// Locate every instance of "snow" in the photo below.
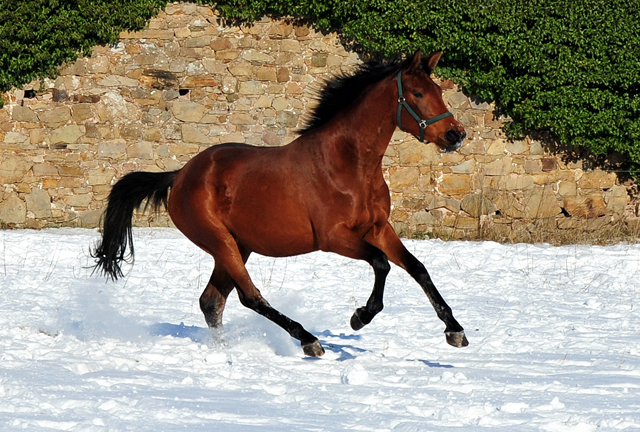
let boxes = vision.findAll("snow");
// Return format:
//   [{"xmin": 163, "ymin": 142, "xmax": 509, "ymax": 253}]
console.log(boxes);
[{"xmin": 1, "ymin": 228, "xmax": 639, "ymax": 431}]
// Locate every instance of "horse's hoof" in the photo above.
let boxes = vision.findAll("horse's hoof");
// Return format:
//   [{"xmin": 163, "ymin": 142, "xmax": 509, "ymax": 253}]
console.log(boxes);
[
  {"xmin": 350, "ymin": 311, "xmax": 365, "ymax": 331},
  {"xmin": 445, "ymin": 331, "xmax": 469, "ymax": 347},
  {"xmin": 208, "ymin": 327, "xmax": 228, "ymax": 347},
  {"xmin": 302, "ymin": 340, "xmax": 325, "ymax": 357}
]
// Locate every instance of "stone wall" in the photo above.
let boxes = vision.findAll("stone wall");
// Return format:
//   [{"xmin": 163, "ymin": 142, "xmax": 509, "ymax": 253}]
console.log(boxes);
[{"xmin": 0, "ymin": 2, "xmax": 637, "ymax": 242}]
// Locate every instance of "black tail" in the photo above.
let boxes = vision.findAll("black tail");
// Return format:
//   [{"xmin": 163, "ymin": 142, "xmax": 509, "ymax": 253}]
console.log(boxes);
[{"xmin": 92, "ymin": 171, "xmax": 177, "ymax": 280}]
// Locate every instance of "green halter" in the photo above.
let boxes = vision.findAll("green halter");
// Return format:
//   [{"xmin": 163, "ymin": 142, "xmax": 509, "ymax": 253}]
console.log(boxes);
[{"xmin": 396, "ymin": 70, "xmax": 453, "ymax": 143}]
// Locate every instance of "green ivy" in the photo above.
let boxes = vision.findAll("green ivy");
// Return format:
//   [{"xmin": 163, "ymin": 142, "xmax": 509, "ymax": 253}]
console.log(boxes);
[
  {"xmin": 2, "ymin": 0, "xmax": 639, "ymax": 171},
  {"xmin": 215, "ymin": 0, "xmax": 640, "ymax": 170},
  {"xmin": 0, "ymin": 0, "xmax": 170, "ymax": 103}
]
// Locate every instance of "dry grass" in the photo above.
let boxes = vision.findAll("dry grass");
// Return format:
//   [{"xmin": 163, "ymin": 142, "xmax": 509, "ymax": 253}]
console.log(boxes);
[{"xmin": 405, "ymin": 215, "xmax": 640, "ymax": 246}]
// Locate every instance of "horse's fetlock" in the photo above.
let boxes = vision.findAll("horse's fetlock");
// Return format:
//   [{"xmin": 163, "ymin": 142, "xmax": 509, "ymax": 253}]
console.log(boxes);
[{"xmin": 373, "ymin": 302, "xmax": 384, "ymax": 314}]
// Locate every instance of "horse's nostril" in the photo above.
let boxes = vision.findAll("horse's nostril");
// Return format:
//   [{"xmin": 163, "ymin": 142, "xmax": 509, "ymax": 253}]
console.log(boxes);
[{"xmin": 445, "ymin": 129, "xmax": 463, "ymax": 143}]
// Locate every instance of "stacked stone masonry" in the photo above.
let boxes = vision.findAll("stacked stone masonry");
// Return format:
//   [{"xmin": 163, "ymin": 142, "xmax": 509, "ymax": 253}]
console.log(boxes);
[{"xmin": 0, "ymin": 3, "xmax": 637, "ymax": 241}]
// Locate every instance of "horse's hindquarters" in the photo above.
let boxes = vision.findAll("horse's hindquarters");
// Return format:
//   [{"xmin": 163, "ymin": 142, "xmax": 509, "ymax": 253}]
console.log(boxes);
[{"xmin": 168, "ymin": 143, "xmax": 318, "ymax": 258}]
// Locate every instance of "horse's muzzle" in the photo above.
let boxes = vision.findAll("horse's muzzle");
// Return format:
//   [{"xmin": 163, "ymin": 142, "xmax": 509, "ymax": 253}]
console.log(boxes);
[{"xmin": 442, "ymin": 129, "xmax": 466, "ymax": 153}]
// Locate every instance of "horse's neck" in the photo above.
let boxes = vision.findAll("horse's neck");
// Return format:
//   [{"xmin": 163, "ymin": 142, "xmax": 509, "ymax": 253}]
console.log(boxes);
[{"xmin": 328, "ymin": 78, "xmax": 398, "ymax": 163}]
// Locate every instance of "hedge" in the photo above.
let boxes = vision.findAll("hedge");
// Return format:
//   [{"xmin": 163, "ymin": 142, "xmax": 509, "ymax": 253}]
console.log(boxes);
[
  {"xmin": 0, "ymin": 0, "xmax": 167, "ymax": 101},
  {"xmin": 2, "ymin": 0, "xmax": 639, "ymax": 171}
]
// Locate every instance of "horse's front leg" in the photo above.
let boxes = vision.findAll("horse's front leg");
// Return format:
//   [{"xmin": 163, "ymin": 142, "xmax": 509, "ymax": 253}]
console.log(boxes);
[
  {"xmin": 366, "ymin": 223, "xmax": 468, "ymax": 348},
  {"xmin": 323, "ymin": 226, "xmax": 391, "ymax": 330},
  {"xmin": 349, "ymin": 251, "xmax": 390, "ymax": 331}
]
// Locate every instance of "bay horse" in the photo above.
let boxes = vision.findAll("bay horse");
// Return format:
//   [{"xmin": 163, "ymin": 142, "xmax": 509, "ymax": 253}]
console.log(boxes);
[{"xmin": 93, "ymin": 51, "xmax": 468, "ymax": 357}]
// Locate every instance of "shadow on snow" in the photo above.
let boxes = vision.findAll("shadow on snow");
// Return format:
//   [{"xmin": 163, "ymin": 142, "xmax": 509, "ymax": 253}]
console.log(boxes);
[{"xmin": 148, "ymin": 322, "xmax": 212, "ymax": 344}]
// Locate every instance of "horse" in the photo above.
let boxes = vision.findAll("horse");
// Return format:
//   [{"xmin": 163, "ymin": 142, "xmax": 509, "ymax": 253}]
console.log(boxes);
[{"xmin": 92, "ymin": 51, "xmax": 468, "ymax": 357}]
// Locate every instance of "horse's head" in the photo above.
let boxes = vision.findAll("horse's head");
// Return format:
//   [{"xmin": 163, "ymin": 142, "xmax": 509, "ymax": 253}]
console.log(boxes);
[{"xmin": 397, "ymin": 51, "xmax": 466, "ymax": 153}]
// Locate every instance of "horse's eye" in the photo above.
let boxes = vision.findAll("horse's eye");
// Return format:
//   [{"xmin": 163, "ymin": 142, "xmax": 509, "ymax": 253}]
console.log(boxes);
[{"xmin": 412, "ymin": 91, "xmax": 423, "ymax": 98}]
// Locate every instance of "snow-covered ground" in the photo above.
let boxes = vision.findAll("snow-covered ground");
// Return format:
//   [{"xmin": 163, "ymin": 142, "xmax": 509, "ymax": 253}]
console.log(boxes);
[{"xmin": 1, "ymin": 228, "xmax": 639, "ymax": 431}]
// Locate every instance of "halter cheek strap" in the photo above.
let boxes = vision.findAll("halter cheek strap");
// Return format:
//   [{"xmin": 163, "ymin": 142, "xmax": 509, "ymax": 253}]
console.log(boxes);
[{"xmin": 396, "ymin": 70, "xmax": 453, "ymax": 143}]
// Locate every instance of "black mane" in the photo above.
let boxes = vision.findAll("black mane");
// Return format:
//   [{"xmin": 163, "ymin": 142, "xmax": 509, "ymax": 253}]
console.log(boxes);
[{"xmin": 299, "ymin": 56, "xmax": 416, "ymax": 134}]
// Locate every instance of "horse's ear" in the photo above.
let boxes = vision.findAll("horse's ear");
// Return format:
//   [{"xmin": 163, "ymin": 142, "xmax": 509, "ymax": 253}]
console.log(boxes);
[
  {"xmin": 406, "ymin": 51, "xmax": 422, "ymax": 74},
  {"xmin": 423, "ymin": 51, "xmax": 443, "ymax": 74}
]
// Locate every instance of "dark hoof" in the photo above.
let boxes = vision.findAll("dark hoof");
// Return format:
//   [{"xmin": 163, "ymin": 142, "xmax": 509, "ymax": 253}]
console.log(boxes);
[
  {"xmin": 302, "ymin": 340, "xmax": 325, "ymax": 357},
  {"xmin": 350, "ymin": 311, "xmax": 366, "ymax": 331},
  {"xmin": 445, "ymin": 331, "xmax": 469, "ymax": 347}
]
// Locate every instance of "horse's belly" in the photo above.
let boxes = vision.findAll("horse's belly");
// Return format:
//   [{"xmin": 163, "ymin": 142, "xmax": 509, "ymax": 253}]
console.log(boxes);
[
  {"xmin": 230, "ymin": 211, "xmax": 317, "ymax": 257},
  {"xmin": 225, "ymin": 190, "xmax": 317, "ymax": 257}
]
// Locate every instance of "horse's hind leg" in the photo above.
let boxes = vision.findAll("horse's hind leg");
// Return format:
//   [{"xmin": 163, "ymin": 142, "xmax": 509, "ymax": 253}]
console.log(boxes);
[
  {"xmin": 200, "ymin": 246, "xmax": 251, "ymax": 329},
  {"xmin": 234, "ymin": 285, "xmax": 325, "ymax": 357},
  {"xmin": 200, "ymin": 268, "xmax": 234, "ymax": 330},
  {"xmin": 198, "ymin": 232, "xmax": 324, "ymax": 356}
]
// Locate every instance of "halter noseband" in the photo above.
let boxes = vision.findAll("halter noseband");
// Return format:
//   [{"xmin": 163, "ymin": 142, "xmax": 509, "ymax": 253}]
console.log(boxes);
[{"xmin": 396, "ymin": 70, "xmax": 453, "ymax": 143}]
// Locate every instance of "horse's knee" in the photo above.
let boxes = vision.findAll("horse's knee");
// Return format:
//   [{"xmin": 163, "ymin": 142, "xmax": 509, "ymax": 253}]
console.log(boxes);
[
  {"xmin": 371, "ymin": 254, "xmax": 391, "ymax": 277},
  {"xmin": 372, "ymin": 253, "xmax": 391, "ymax": 275},
  {"xmin": 409, "ymin": 260, "xmax": 432, "ymax": 285}
]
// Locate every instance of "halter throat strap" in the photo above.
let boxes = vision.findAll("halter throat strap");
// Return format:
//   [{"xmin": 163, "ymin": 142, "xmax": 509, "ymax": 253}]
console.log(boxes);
[{"xmin": 396, "ymin": 70, "xmax": 453, "ymax": 143}]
